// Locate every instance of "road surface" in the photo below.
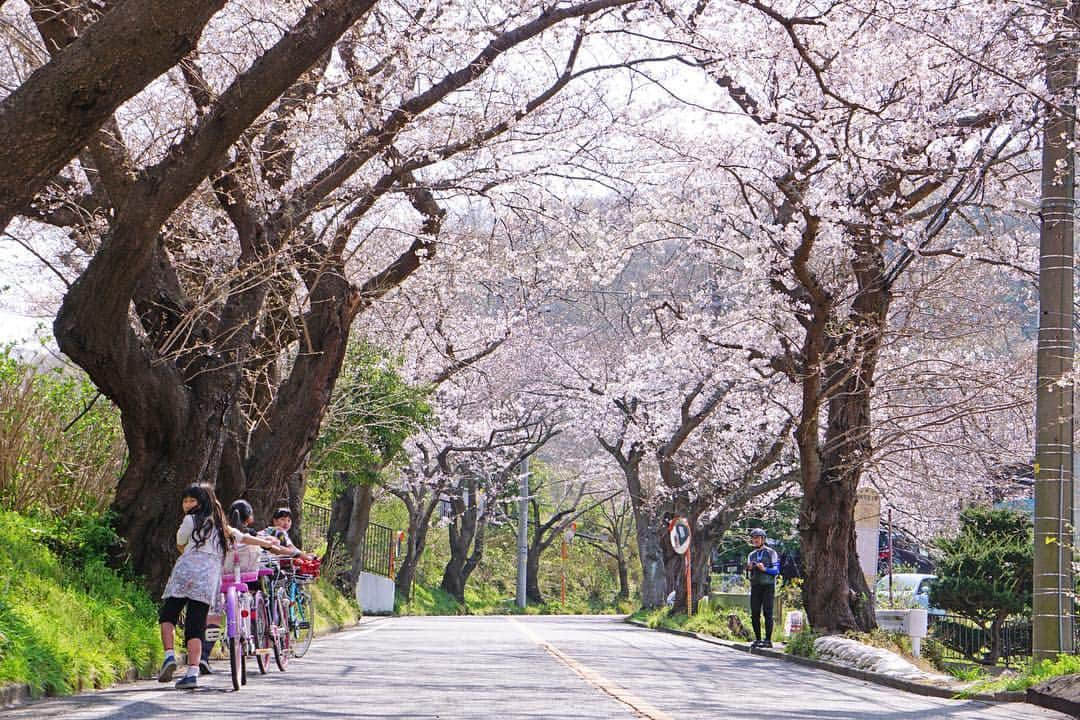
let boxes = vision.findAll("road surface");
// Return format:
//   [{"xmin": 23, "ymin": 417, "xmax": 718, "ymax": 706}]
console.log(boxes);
[{"xmin": 1, "ymin": 615, "xmax": 1068, "ymax": 719}]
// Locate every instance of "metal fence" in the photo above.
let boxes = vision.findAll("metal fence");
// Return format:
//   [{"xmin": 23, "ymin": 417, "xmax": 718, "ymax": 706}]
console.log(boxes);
[
  {"xmin": 359, "ymin": 521, "xmax": 396, "ymax": 578},
  {"xmin": 301, "ymin": 500, "xmax": 331, "ymax": 549},
  {"xmin": 927, "ymin": 615, "xmax": 1033, "ymax": 667}
]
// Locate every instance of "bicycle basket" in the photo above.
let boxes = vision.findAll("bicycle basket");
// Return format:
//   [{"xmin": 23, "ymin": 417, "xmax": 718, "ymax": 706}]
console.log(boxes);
[{"xmin": 295, "ymin": 556, "xmax": 321, "ymax": 577}]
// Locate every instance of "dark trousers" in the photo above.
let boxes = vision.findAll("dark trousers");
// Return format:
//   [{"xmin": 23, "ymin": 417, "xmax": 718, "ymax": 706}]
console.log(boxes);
[
  {"xmin": 159, "ymin": 597, "xmax": 210, "ymax": 644},
  {"xmin": 750, "ymin": 583, "xmax": 775, "ymax": 641}
]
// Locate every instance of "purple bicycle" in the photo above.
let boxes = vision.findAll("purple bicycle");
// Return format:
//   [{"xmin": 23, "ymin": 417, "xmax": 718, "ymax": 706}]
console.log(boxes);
[{"xmin": 220, "ymin": 547, "xmax": 274, "ymax": 690}]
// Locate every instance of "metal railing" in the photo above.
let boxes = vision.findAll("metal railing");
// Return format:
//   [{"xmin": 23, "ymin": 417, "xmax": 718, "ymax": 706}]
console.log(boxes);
[
  {"xmin": 300, "ymin": 499, "xmax": 396, "ymax": 578},
  {"xmin": 301, "ymin": 499, "xmax": 331, "ymax": 549},
  {"xmin": 359, "ymin": 521, "xmax": 395, "ymax": 578},
  {"xmin": 928, "ymin": 614, "xmax": 1035, "ymax": 667}
]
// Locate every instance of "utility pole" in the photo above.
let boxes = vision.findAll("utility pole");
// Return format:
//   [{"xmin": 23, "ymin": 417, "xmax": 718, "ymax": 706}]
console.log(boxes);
[
  {"xmin": 1034, "ymin": 0, "xmax": 1078, "ymax": 661},
  {"xmin": 516, "ymin": 456, "xmax": 529, "ymax": 609}
]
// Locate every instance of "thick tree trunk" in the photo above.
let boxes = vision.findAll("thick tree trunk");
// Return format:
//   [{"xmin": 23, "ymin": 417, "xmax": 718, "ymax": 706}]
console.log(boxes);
[
  {"xmin": 440, "ymin": 494, "xmax": 485, "ymax": 604},
  {"xmin": 669, "ymin": 532, "xmax": 713, "ymax": 614},
  {"xmin": 799, "ymin": 479, "xmax": 864, "ymax": 633},
  {"xmin": 0, "ymin": 0, "xmax": 228, "ymax": 233},
  {"xmin": 394, "ymin": 494, "xmax": 438, "ymax": 600},
  {"xmin": 325, "ymin": 482, "xmax": 373, "ymax": 591},
  {"xmin": 441, "ymin": 553, "xmax": 468, "ymax": 603},
  {"xmin": 636, "ymin": 518, "xmax": 669, "ymax": 608},
  {"xmin": 345, "ymin": 485, "xmax": 374, "ymax": 581}
]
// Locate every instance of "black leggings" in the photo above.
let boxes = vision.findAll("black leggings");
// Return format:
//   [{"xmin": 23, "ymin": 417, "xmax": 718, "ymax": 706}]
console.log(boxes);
[
  {"xmin": 750, "ymin": 583, "xmax": 775, "ymax": 641},
  {"xmin": 158, "ymin": 597, "xmax": 210, "ymax": 644}
]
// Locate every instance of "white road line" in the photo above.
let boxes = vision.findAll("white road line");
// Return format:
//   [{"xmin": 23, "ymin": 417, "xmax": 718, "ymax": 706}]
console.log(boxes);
[{"xmin": 507, "ymin": 617, "xmax": 675, "ymax": 720}]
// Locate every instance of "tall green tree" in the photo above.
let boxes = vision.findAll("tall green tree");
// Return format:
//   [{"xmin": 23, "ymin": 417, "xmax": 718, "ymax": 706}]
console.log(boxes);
[{"xmin": 317, "ymin": 342, "xmax": 430, "ymax": 579}]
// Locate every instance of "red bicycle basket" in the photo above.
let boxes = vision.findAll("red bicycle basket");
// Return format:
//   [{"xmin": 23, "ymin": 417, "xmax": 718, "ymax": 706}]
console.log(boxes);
[{"xmin": 296, "ymin": 556, "xmax": 321, "ymax": 577}]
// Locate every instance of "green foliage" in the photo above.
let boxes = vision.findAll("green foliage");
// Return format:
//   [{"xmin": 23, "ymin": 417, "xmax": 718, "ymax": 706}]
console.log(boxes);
[
  {"xmin": 0, "ymin": 348, "xmax": 124, "ymax": 516},
  {"xmin": 629, "ymin": 604, "xmax": 754, "ymax": 641},
  {"xmin": 929, "ymin": 507, "xmax": 1033, "ymax": 624},
  {"xmin": 0, "ymin": 511, "xmax": 159, "ymax": 696},
  {"xmin": 945, "ymin": 663, "xmax": 987, "ymax": 682},
  {"xmin": 713, "ymin": 496, "xmax": 801, "ymax": 568},
  {"xmin": 958, "ymin": 654, "xmax": 1080, "ymax": 696},
  {"xmin": 28, "ymin": 510, "xmax": 123, "ymax": 570},
  {"xmin": 397, "ymin": 584, "xmax": 469, "ymax": 616},
  {"xmin": 310, "ymin": 578, "xmax": 360, "ymax": 633},
  {"xmin": 311, "ymin": 342, "xmax": 431, "ymax": 488},
  {"xmin": 785, "ymin": 626, "xmax": 820, "ymax": 658}
]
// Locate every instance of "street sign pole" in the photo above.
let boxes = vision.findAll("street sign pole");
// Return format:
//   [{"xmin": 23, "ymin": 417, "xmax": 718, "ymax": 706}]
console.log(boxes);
[
  {"xmin": 561, "ymin": 538, "xmax": 567, "ymax": 606},
  {"xmin": 685, "ymin": 545, "xmax": 692, "ymax": 617},
  {"xmin": 668, "ymin": 516, "xmax": 693, "ymax": 616}
]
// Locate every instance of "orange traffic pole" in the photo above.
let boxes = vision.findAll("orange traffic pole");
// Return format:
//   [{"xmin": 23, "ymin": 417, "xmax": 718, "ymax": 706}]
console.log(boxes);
[
  {"xmin": 561, "ymin": 539, "xmax": 568, "ymax": 606},
  {"xmin": 685, "ymin": 545, "xmax": 693, "ymax": 616}
]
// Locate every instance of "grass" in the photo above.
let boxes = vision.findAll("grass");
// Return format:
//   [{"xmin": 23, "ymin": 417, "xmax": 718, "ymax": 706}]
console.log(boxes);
[
  {"xmin": 0, "ymin": 511, "xmax": 160, "ymax": 697},
  {"xmin": 955, "ymin": 654, "xmax": 1080, "ymax": 697},
  {"xmin": 629, "ymin": 603, "xmax": 754, "ymax": 642},
  {"xmin": 310, "ymin": 578, "xmax": 360, "ymax": 634}
]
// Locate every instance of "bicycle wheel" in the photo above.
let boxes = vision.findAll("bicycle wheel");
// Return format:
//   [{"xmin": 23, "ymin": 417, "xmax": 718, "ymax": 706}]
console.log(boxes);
[
  {"xmin": 254, "ymin": 593, "xmax": 271, "ymax": 674},
  {"xmin": 228, "ymin": 635, "xmax": 242, "ymax": 691},
  {"xmin": 292, "ymin": 589, "xmax": 314, "ymax": 658},
  {"xmin": 273, "ymin": 594, "xmax": 290, "ymax": 671}
]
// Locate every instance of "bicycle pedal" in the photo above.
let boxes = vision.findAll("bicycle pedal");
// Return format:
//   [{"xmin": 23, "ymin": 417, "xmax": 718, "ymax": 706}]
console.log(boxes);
[
  {"xmin": 203, "ymin": 628, "xmax": 222, "ymax": 642},
  {"xmin": 255, "ymin": 648, "xmax": 272, "ymax": 656},
  {"xmin": 298, "ymin": 622, "xmax": 311, "ymax": 629}
]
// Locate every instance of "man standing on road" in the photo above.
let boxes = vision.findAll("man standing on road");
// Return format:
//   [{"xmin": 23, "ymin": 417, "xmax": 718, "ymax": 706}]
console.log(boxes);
[{"xmin": 746, "ymin": 528, "xmax": 780, "ymax": 648}]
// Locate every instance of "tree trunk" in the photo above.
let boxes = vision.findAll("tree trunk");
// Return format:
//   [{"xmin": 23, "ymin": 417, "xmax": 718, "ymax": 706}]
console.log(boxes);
[
  {"xmin": 526, "ymin": 543, "xmax": 544, "ymax": 604},
  {"xmin": 345, "ymin": 485, "xmax": 374, "ymax": 581},
  {"xmin": 636, "ymin": 517, "xmax": 669, "ymax": 608},
  {"xmin": 440, "ymin": 486, "xmax": 485, "ymax": 604},
  {"xmin": 394, "ymin": 494, "xmax": 438, "ymax": 600},
  {"xmin": 0, "ymin": 0, "xmax": 228, "ymax": 233},
  {"xmin": 668, "ymin": 531, "xmax": 714, "ymax": 614},
  {"xmin": 325, "ymin": 482, "xmax": 373, "ymax": 591},
  {"xmin": 441, "ymin": 552, "xmax": 468, "ymax": 603},
  {"xmin": 793, "ymin": 228, "xmax": 887, "ymax": 634},
  {"xmin": 616, "ymin": 547, "xmax": 630, "ymax": 601}
]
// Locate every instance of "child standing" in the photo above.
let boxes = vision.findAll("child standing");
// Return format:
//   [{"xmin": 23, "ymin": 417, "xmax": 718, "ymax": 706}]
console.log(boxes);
[
  {"xmin": 263, "ymin": 507, "xmax": 316, "ymax": 561},
  {"xmin": 158, "ymin": 484, "xmax": 231, "ymax": 689}
]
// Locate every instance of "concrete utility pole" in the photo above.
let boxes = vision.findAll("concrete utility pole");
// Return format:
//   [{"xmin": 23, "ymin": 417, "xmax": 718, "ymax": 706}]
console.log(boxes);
[
  {"xmin": 516, "ymin": 456, "xmax": 529, "ymax": 609},
  {"xmin": 1034, "ymin": 0, "xmax": 1078, "ymax": 661}
]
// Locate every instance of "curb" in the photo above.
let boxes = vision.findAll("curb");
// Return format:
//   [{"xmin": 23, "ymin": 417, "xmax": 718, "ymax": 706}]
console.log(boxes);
[
  {"xmin": 624, "ymin": 618, "xmax": 1026, "ymax": 704},
  {"xmin": 1, "ymin": 665, "xmax": 148, "ymax": 709},
  {"xmin": 0, "ymin": 616, "xmax": 366, "ymax": 711},
  {"xmin": 1027, "ymin": 688, "xmax": 1080, "ymax": 717}
]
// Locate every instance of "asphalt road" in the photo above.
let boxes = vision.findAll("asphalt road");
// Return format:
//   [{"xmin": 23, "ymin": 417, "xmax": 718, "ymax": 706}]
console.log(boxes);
[{"xmin": 1, "ymin": 615, "xmax": 1070, "ymax": 719}]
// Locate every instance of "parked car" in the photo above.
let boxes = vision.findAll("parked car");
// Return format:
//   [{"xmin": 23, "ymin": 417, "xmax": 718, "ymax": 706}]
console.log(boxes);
[
  {"xmin": 874, "ymin": 573, "xmax": 944, "ymax": 616},
  {"xmin": 878, "ymin": 527, "xmax": 935, "ymax": 573}
]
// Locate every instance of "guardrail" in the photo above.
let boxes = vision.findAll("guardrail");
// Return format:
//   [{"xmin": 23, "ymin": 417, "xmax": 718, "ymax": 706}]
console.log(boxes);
[
  {"xmin": 301, "ymin": 499, "xmax": 331, "ymax": 549},
  {"xmin": 360, "ymin": 521, "xmax": 396, "ymax": 578},
  {"xmin": 300, "ymin": 499, "xmax": 396, "ymax": 578},
  {"xmin": 928, "ymin": 614, "xmax": 1035, "ymax": 667}
]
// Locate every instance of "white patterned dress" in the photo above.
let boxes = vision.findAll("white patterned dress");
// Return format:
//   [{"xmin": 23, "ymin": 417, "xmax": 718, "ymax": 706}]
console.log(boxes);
[{"xmin": 161, "ymin": 514, "xmax": 226, "ymax": 606}]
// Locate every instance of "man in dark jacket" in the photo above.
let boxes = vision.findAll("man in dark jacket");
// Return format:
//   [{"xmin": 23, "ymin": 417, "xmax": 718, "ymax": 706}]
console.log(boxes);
[{"xmin": 746, "ymin": 528, "xmax": 780, "ymax": 648}]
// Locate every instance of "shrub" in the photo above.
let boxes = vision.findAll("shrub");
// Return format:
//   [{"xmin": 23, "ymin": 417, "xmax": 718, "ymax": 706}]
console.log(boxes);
[
  {"xmin": 0, "ymin": 350, "xmax": 125, "ymax": 516},
  {"xmin": 786, "ymin": 626, "xmax": 819, "ymax": 658},
  {"xmin": 929, "ymin": 506, "xmax": 1032, "ymax": 664}
]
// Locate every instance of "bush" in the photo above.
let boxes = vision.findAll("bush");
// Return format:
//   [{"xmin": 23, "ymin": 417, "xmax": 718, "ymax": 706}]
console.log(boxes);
[
  {"xmin": 0, "ymin": 351, "xmax": 124, "ymax": 516},
  {"xmin": 786, "ymin": 626, "xmax": 819, "ymax": 658},
  {"xmin": 929, "ymin": 506, "xmax": 1032, "ymax": 664}
]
